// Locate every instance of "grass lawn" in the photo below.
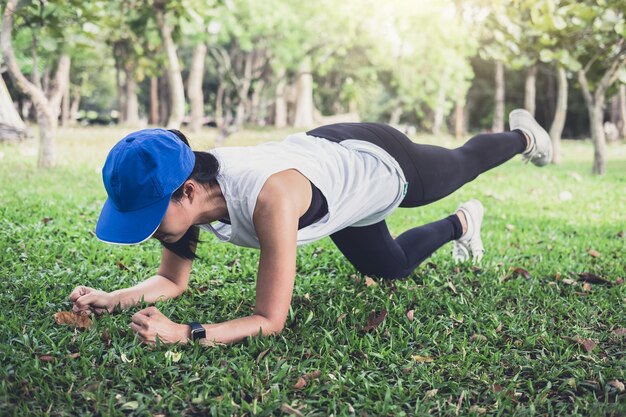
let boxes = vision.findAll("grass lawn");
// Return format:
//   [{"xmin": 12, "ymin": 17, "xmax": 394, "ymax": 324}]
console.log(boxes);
[{"xmin": 0, "ymin": 126, "xmax": 625, "ymax": 416}]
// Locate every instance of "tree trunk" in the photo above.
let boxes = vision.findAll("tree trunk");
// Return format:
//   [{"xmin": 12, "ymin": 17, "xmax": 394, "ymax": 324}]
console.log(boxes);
[
  {"xmin": 432, "ymin": 74, "xmax": 447, "ymax": 135},
  {"xmin": 492, "ymin": 60, "xmax": 505, "ymax": 132},
  {"xmin": 274, "ymin": 75, "xmax": 287, "ymax": 128},
  {"xmin": 0, "ymin": 75, "xmax": 28, "ymax": 142},
  {"xmin": 156, "ymin": 8, "xmax": 185, "ymax": 129},
  {"xmin": 124, "ymin": 67, "xmax": 139, "ymax": 127},
  {"xmin": 293, "ymin": 56, "xmax": 314, "ymax": 128},
  {"xmin": 235, "ymin": 52, "xmax": 254, "ymax": 127},
  {"xmin": 158, "ymin": 75, "xmax": 170, "ymax": 126},
  {"xmin": 149, "ymin": 77, "xmax": 159, "ymax": 125},
  {"xmin": 577, "ymin": 50, "xmax": 625, "ymax": 175},
  {"xmin": 114, "ymin": 53, "xmax": 126, "ymax": 123},
  {"xmin": 1, "ymin": 0, "xmax": 58, "ymax": 167},
  {"xmin": 524, "ymin": 64, "xmax": 537, "ymax": 116},
  {"xmin": 619, "ymin": 84, "xmax": 626, "ymax": 139},
  {"xmin": 215, "ymin": 83, "xmax": 224, "ymax": 129},
  {"xmin": 48, "ymin": 54, "xmax": 70, "ymax": 122},
  {"xmin": 549, "ymin": 65, "xmax": 567, "ymax": 164},
  {"xmin": 249, "ymin": 79, "xmax": 265, "ymax": 125},
  {"xmin": 69, "ymin": 90, "xmax": 81, "ymax": 126},
  {"xmin": 187, "ymin": 43, "xmax": 207, "ymax": 132},
  {"xmin": 61, "ymin": 82, "xmax": 70, "ymax": 127},
  {"xmin": 389, "ymin": 106, "xmax": 402, "ymax": 125},
  {"xmin": 454, "ymin": 91, "xmax": 466, "ymax": 140}
]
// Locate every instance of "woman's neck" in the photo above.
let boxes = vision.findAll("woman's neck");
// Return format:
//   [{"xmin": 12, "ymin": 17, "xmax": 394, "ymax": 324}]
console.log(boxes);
[{"xmin": 195, "ymin": 182, "xmax": 229, "ymax": 225}]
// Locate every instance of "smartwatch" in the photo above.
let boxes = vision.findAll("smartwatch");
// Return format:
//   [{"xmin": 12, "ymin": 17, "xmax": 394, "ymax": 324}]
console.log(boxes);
[{"xmin": 188, "ymin": 322, "xmax": 206, "ymax": 341}]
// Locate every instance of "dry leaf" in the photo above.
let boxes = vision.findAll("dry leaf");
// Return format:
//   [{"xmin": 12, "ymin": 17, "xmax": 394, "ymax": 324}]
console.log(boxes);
[
  {"xmin": 587, "ymin": 249, "xmax": 600, "ymax": 258},
  {"xmin": 469, "ymin": 405, "xmax": 487, "ymax": 415},
  {"xmin": 256, "ymin": 348, "xmax": 271, "ymax": 363},
  {"xmin": 447, "ymin": 281, "xmax": 458, "ymax": 294},
  {"xmin": 616, "ymin": 278, "xmax": 624, "ymax": 285},
  {"xmin": 364, "ymin": 276, "xmax": 377, "ymax": 287},
  {"xmin": 54, "ymin": 311, "xmax": 93, "ymax": 329},
  {"xmin": 69, "ymin": 352, "xmax": 80, "ymax": 359},
  {"xmin": 42, "ymin": 217, "xmax": 53, "ymax": 224},
  {"xmin": 337, "ymin": 313, "xmax": 348, "ymax": 323},
  {"xmin": 582, "ymin": 282, "xmax": 592, "ymax": 292},
  {"xmin": 411, "ymin": 355, "xmax": 434, "ymax": 363},
  {"xmin": 495, "ymin": 323, "xmax": 503, "ymax": 333},
  {"xmin": 363, "ymin": 309, "xmax": 387, "ymax": 332},
  {"xmin": 505, "ymin": 224, "xmax": 515, "ymax": 231},
  {"xmin": 565, "ymin": 336, "xmax": 597, "ymax": 352},
  {"xmin": 164, "ymin": 351, "xmax": 182, "ymax": 363},
  {"xmin": 39, "ymin": 355, "xmax": 55, "ymax": 362},
  {"xmin": 303, "ymin": 370, "xmax": 321, "ymax": 381},
  {"xmin": 470, "ymin": 334, "xmax": 487, "ymax": 342},
  {"xmin": 562, "ymin": 278, "xmax": 575, "ymax": 285},
  {"xmin": 424, "ymin": 389, "xmax": 438, "ymax": 399},
  {"xmin": 292, "ymin": 377, "xmax": 307, "ymax": 389},
  {"xmin": 608, "ymin": 380, "xmax": 625, "ymax": 392},
  {"xmin": 613, "ymin": 328, "xmax": 626, "ymax": 337},
  {"xmin": 512, "ymin": 267, "xmax": 531, "ymax": 279},
  {"xmin": 406, "ymin": 310, "xmax": 414, "ymax": 322},
  {"xmin": 578, "ymin": 272, "xmax": 612, "ymax": 286},
  {"xmin": 280, "ymin": 404, "xmax": 303, "ymax": 416},
  {"xmin": 116, "ymin": 260, "xmax": 129, "ymax": 271}
]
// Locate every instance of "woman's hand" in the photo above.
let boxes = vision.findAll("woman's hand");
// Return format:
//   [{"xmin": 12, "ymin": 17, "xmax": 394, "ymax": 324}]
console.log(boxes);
[
  {"xmin": 129, "ymin": 306, "xmax": 189, "ymax": 345},
  {"xmin": 69, "ymin": 286, "xmax": 117, "ymax": 315}
]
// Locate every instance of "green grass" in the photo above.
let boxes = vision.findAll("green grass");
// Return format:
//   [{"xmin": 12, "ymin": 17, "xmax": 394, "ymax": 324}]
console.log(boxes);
[{"xmin": 0, "ymin": 126, "xmax": 625, "ymax": 416}]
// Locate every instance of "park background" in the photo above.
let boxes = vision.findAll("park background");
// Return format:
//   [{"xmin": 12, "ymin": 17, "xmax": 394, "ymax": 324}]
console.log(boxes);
[{"xmin": 1, "ymin": 0, "xmax": 625, "ymax": 416}]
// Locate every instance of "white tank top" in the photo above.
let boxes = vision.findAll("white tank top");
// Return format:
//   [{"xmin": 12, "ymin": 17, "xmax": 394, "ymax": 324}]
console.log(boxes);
[{"xmin": 200, "ymin": 132, "xmax": 408, "ymax": 248}]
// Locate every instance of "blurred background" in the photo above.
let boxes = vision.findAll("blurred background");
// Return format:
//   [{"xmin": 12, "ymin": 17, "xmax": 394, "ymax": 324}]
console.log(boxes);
[{"xmin": 1, "ymin": 0, "xmax": 624, "ymax": 174}]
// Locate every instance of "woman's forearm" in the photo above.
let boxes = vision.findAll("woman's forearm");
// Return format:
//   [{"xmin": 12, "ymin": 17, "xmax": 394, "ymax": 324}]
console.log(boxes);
[
  {"xmin": 110, "ymin": 275, "xmax": 185, "ymax": 310},
  {"xmin": 198, "ymin": 314, "xmax": 279, "ymax": 346}
]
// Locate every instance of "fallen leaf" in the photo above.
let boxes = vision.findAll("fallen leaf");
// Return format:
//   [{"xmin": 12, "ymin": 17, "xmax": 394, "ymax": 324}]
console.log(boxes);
[
  {"xmin": 256, "ymin": 348, "xmax": 271, "ymax": 363},
  {"xmin": 101, "ymin": 329, "xmax": 111, "ymax": 344},
  {"xmin": 120, "ymin": 401, "xmax": 138, "ymax": 410},
  {"xmin": 411, "ymin": 355, "xmax": 434, "ymax": 363},
  {"xmin": 292, "ymin": 377, "xmax": 307, "ymax": 389},
  {"xmin": 578, "ymin": 273, "xmax": 612, "ymax": 286},
  {"xmin": 117, "ymin": 260, "xmax": 129, "ymax": 271},
  {"xmin": 364, "ymin": 276, "xmax": 377, "ymax": 287},
  {"xmin": 120, "ymin": 353, "xmax": 133, "ymax": 363},
  {"xmin": 363, "ymin": 309, "xmax": 387, "ymax": 332},
  {"xmin": 587, "ymin": 249, "xmax": 600, "ymax": 258},
  {"xmin": 54, "ymin": 311, "xmax": 93, "ymax": 330},
  {"xmin": 469, "ymin": 405, "xmax": 487, "ymax": 415},
  {"xmin": 505, "ymin": 224, "xmax": 515, "ymax": 231},
  {"xmin": 511, "ymin": 267, "xmax": 531, "ymax": 279},
  {"xmin": 336, "ymin": 313, "xmax": 348, "ymax": 323},
  {"xmin": 303, "ymin": 370, "xmax": 321, "ymax": 381},
  {"xmin": 616, "ymin": 278, "xmax": 624, "ymax": 285},
  {"xmin": 69, "ymin": 352, "xmax": 80, "ymax": 359},
  {"xmin": 42, "ymin": 217, "xmax": 53, "ymax": 224},
  {"xmin": 608, "ymin": 380, "xmax": 625, "ymax": 392},
  {"xmin": 582, "ymin": 282, "xmax": 592, "ymax": 292},
  {"xmin": 562, "ymin": 279, "xmax": 575, "ymax": 285},
  {"xmin": 618, "ymin": 231, "xmax": 624, "ymax": 238},
  {"xmin": 424, "ymin": 388, "xmax": 438, "ymax": 398},
  {"xmin": 280, "ymin": 404, "xmax": 303, "ymax": 416},
  {"xmin": 39, "ymin": 355, "xmax": 55, "ymax": 362},
  {"xmin": 470, "ymin": 334, "xmax": 487, "ymax": 342},
  {"xmin": 495, "ymin": 323, "xmax": 503, "ymax": 333},
  {"xmin": 613, "ymin": 328, "xmax": 626, "ymax": 337},
  {"xmin": 564, "ymin": 336, "xmax": 597, "ymax": 352},
  {"xmin": 164, "ymin": 351, "xmax": 182, "ymax": 363},
  {"xmin": 447, "ymin": 281, "xmax": 458, "ymax": 294},
  {"xmin": 406, "ymin": 310, "xmax": 414, "ymax": 322}
]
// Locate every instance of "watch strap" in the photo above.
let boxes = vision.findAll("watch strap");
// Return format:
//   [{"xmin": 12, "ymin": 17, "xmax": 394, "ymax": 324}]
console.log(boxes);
[{"xmin": 188, "ymin": 321, "xmax": 206, "ymax": 341}]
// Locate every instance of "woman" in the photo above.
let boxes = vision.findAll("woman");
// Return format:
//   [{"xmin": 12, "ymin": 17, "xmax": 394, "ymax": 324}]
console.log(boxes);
[{"xmin": 69, "ymin": 109, "xmax": 551, "ymax": 346}]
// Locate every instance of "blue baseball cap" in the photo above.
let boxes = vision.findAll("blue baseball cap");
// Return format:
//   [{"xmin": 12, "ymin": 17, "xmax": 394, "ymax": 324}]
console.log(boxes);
[{"xmin": 95, "ymin": 129, "xmax": 196, "ymax": 245}]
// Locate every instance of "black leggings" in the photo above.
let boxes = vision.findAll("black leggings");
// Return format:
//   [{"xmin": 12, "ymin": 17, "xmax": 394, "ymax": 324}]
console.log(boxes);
[{"xmin": 306, "ymin": 123, "xmax": 527, "ymax": 279}]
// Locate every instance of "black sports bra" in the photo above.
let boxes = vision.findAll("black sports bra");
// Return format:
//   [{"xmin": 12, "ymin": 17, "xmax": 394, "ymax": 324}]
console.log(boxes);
[{"xmin": 218, "ymin": 180, "xmax": 329, "ymax": 230}]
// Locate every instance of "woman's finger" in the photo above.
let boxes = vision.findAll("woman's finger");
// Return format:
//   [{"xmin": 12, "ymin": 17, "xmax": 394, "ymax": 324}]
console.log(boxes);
[
  {"xmin": 130, "ymin": 312, "xmax": 149, "ymax": 327},
  {"xmin": 69, "ymin": 286, "xmax": 89, "ymax": 302}
]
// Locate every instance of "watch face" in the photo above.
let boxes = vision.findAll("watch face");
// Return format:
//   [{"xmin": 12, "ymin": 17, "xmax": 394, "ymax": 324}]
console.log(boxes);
[{"xmin": 191, "ymin": 326, "xmax": 206, "ymax": 340}]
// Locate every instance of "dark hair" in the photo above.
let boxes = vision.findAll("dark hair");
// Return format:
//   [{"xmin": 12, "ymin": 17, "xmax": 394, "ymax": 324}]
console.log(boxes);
[{"xmin": 156, "ymin": 129, "xmax": 221, "ymax": 260}]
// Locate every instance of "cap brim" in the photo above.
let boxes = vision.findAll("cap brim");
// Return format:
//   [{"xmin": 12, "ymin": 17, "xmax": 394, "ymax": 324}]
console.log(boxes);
[{"xmin": 95, "ymin": 195, "xmax": 170, "ymax": 245}]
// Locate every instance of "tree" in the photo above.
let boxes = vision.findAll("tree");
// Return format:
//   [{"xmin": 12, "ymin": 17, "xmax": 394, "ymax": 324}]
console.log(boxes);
[{"xmin": 0, "ymin": 74, "xmax": 28, "ymax": 141}]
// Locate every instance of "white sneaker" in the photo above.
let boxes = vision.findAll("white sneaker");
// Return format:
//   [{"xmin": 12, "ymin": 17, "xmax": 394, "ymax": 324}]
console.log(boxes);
[
  {"xmin": 452, "ymin": 199, "xmax": 485, "ymax": 263},
  {"xmin": 509, "ymin": 108, "xmax": 552, "ymax": 166}
]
